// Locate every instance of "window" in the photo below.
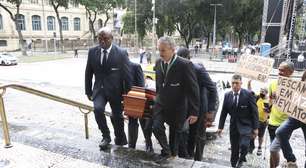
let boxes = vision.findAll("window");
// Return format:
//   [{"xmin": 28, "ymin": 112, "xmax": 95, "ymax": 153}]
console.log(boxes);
[
  {"xmin": 16, "ymin": 14, "xmax": 26, "ymax": 31},
  {"xmin": 47, "ymin": 16, "xmax": 55, "ymax": 31},
  {"xmin": 0, "ymin": 14, "xmax": 3, "ymax": 30},
  {"xmin": 0, "ymin": 40, "xmax": 7, "ymax": 47},
  {"xmin": 73, "ymin": 17, "xmax": 80, "ymax": 31},
  {"xmin": 61, "ymin": 17, "xmax": 68, "ymax": 31},
  {"xmin": 32, "ymin": 15, "xmax": 41, "ymax": 31}
]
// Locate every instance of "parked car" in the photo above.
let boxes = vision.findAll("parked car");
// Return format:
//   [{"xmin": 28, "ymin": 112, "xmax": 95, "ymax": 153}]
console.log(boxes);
[{"xmin": 0, "ymin": 53, "xmax": 18, "ymax": 65}]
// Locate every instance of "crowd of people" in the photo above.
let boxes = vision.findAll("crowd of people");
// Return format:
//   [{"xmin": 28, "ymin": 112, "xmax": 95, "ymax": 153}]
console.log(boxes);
[{"xmin": 84, "ymin": 27, "xmax": 305, "ymax": 168}]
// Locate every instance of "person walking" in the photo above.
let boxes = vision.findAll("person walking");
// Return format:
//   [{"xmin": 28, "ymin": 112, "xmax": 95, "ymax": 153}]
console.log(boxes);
[{"xmin": 85, "ymin": 27, "xmax": 132, "ymax": 150}]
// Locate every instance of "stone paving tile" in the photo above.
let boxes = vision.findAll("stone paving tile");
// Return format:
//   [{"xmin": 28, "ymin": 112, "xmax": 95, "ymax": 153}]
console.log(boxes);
[{"xmin": 0, "ymin": 143, "xmax": 105, "ymax": 168}]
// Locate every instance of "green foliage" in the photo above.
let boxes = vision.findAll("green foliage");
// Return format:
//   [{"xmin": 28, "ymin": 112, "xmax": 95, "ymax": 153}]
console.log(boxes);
[
  {"xmin": 6, "ymin": 0, "xmax": 22, "ymax": 6},
  {"xmin": 49, "ymin": 0, "xmax": 69, "ymax": 9},
  {"xmin": 228, "ymin": 0, "xmax": 263, "ymax": 47},
  {"xmin": 121, "ymin": 0, "xmax": 263, "ymax": 48},
  {"xmin": 122, "ymin": 0, "xmax": 153, "ymax": 42}
]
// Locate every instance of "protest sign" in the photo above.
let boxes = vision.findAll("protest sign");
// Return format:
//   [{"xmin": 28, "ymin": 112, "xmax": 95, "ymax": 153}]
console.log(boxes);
[
  {"xmin": 274, "ymin": 76, "xmax": 306, "ymax": 124},
  {"xmin": 236, "ymin": 54, "xmax": 274, "ymax": 82}
]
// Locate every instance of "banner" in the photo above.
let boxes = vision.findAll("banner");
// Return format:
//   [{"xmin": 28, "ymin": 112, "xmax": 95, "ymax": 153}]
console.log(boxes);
[
  {"xmin": 236, "ymin": 54, "xmax": 274, "ymax": 82},
  {"xmin": 274, "ymin": 76, "xmax": 306, "ymax": 124}
]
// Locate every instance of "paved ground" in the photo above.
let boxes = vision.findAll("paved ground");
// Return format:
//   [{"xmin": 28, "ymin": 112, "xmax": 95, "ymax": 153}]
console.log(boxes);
[{"xmin": 0, "ymin": 53, "xmax": 305, "ymax": 167}]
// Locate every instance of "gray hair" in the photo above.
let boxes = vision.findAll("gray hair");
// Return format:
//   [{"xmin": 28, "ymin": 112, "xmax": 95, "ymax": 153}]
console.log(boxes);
[
  {"xmin": 280, "ymin": 61, "xmax": 294, "ymax": 72},
  {"xmin": 98, "ymin": 27, "xmax": 113, "ymax": 37},
  {"xmin": 232, "ymin": 74, "xmax": 242, "ymax": 81},
  {"xmin": 158, "ymin": 36, "xmax": 176, "ymax": 49}
]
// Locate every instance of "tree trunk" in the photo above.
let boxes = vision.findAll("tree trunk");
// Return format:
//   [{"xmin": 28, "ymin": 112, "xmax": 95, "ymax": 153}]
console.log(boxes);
[
  {"xmin": 87, "ymin": 9, "xmax": 97, "ymax": 46},
  {"xmin": 183, "ymin": 36, "xmax": 189, "ymax": 48},
  {"xmin": 104, "ymin": 11, "xmax": 110, "ymax": 27},
  {"xmin": 89, "ymin": 19, "xmax": 95, "ymax": 45},
  {"xmin": 15, "ymin": 20, "xmax": 27, "ymax": 56},
  {"xmin": 54, "ymin": 7, "xmax": 64, "ymax": 53},
  {"xmin": 1, "ymin": 2, "xmax": 28, "ymax": 56},
  {"xmin": 238, "ymin": 32, "xmax": 243, "ymax": 50}
]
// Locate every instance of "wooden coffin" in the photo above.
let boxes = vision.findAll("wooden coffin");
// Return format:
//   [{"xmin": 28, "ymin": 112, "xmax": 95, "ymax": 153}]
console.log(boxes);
[{"xmin": 123, "ymin": 86, "xmax": 156, "ymax": 118}]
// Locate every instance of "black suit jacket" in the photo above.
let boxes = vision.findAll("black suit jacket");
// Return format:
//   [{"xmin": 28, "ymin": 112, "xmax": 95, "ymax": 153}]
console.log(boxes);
[
  {"xmin": 218, "ymin": 88, "xmax": 259, "ymax": 135},
  {"xmin": 154, "ymin": 56, "xmax": 200, "ymax": 126},
  {"xmin": 193, "ymin": 63, "xmax": 217, "ymax": 117},
  {"xmin": 85, "ymin": 44, "xmax": 132, "ymax": 100},
  {"xmin": 129, "ymin": 62, "xmax": 145, "ymax": 87}
]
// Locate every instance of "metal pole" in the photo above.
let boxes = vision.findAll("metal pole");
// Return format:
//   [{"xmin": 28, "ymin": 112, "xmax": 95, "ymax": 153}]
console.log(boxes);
[
  {"xmin": 135, "ymin": 0, "xmax": 138, "ymax": 51},
  {"xmin": 213, "ymin": 5, "xmax": 216, "ymax": 54},
  {"xmin": 152, "ymin": 0, "xmax": 156, "ymax": 59},
  {"xmin": 84, "ymin": 113, "xmax": 89, "ymax": 139},
  {"xmin": 210, "ymin": 4, "xmax": 222, "ymax": 59},
  {"xmin": 0, "ymin": 89, "xmax": 12, "ymax": 148},
  {"xmin": 287, "ymin": 0, "xmax": 297, "ymax": 59}
]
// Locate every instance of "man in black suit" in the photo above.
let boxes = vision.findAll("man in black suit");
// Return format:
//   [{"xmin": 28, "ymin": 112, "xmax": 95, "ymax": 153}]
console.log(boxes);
[
  {"xmin": 128, "ymin": 61, "xmax": 153, "ymax": 152},
  {"xmin": 85, "ymin": 27, "xmax": 132, "ymax": 150},
  {"xmin": 152, "ymin": 36, "xmax": 200, "ymax": 158},
  {"xmin": 176, "ymin": 47, "xmax": 218, "ymax": 161},
  {"xmin": 218, "ymin": 74, "xmax": 258, "ymax": 168}
]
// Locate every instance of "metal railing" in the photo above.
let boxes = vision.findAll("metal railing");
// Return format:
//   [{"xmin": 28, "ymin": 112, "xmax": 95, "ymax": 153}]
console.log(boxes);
[{"xmin": 0, "ymin": 83, "xmax": 98, "ymax": 148}]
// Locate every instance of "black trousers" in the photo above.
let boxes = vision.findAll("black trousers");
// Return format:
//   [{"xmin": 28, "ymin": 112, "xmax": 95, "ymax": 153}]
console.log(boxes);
[
  {"xmin": 128, "ymin": 117, "xmax": 153, "ymax": 148},
  {"xmin": 187, "ymin": 113, "xmax": 207, "ymax": 161},
  {"xmin": 93, "ymin": 93, "xmax": 127, "ymax": 144},
  {"xmin": 230, "ymin": 124, "xmax": 251, "ymax": 167},
  {"xmin": 152, "ymin": 112, "xmax": 183, "ymax": 156}
]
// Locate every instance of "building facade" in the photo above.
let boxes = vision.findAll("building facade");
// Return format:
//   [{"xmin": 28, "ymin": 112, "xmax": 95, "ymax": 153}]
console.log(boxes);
[{"xmin": 0, "ymin": 0, "xmax": 110, "ymax": 52}]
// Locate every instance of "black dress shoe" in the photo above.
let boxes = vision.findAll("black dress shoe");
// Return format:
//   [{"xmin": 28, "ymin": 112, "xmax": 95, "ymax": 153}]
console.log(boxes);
[
  {"xmin": 99, "ymin": 138, "xmax": 111, "ymax": 150},
  {"xmin": 146, "ymin": 144, "xmax": 154, "ymax": 153},
  {"xmin": 236, "ymin": 160, "xmax": 243, "ymax": 168},
  {"xmin": 115, "ymin": 137, "xmax": 128, "ymax": 146},
  {"xmin": 155, "ymin": 151, "xmax": 171, "ymax": 163}
]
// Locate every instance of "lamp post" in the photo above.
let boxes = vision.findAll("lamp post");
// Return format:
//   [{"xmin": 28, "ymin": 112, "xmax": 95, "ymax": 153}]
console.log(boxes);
[
  {"xmin": 135, "ymin": 0, "xmax": 138, "ymax": 51},
  {"xmin": 152, "ymin": 0, "xmax": 156, "ymax": 58},
  {"xmin": 210, "ymin": 3, "xmax": 222, "ymax": 59}
]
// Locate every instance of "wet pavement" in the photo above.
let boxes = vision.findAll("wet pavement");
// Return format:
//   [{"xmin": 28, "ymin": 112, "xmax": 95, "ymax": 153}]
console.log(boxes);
[{"xmin": 0, "ymin": 55, "xmax": 305, "ymax": 167}]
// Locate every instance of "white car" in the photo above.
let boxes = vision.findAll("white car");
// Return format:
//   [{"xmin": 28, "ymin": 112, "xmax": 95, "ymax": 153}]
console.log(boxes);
[{"xmin": 0, "ymin": 53, "xmax": 18, "ymax": 65}]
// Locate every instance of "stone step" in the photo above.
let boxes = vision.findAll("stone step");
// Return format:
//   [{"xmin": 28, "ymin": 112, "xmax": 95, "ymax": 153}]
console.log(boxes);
[{"xmin": 0, "ymin": 125, "xmax": 228, "ymax": 168}]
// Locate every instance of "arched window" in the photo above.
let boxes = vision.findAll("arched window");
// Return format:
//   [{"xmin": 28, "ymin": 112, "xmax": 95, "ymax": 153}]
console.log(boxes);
[
  {"xmin": 73, "ymin": 17, "xmax": 80, "ymax": 31},
  {"xmin": 61, "ymin": 17, "xmax": 69, "ymax": 31},
  {"xmin": 32, "ymin": 15, "xmax": 41, "ymax": 31},
  {"xmin": 47, "ymin": 16, "xmax": 55, "ymax": 31},
  {"xmin": 0, "ymin": 14, "xmax": 3, "ymax": 30},
  {"xmin": 16, "ymin": 14, "xmax": 26, "ymax": 31}
]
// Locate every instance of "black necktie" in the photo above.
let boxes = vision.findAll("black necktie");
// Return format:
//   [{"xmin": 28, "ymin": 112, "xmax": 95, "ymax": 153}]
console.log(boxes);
[
  {"xmin": 163, "ymin": 62, "xmax": 168, "ymax": 74},
  {"xmin": 102, "ymin": 50, "xmax": 107, "ymax": 66},
  {"xmin": 233, "ymin": 92, "xmax": 238, "ymax": 109}
]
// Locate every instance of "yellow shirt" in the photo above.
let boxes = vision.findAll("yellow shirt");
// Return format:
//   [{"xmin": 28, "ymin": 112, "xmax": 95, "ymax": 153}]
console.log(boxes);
[
  {"xmin": 257, "ymin": 97, "xmax": 269, "ymax": 122},
  {"xmin": 268, "ymin": 80, "xmax": 288, "ymax": 126}
]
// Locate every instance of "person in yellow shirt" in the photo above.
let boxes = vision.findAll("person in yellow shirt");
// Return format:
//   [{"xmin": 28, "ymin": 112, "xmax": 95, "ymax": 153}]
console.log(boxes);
[
  {"xmin": 248, "ymin": 81, "xmax": 270, "ymax": 156},
  {"xmin": 268, "ymin": 61, "xmax": 294, "ymax": 168}
]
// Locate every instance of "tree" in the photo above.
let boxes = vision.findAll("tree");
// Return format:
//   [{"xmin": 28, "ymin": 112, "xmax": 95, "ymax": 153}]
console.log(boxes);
[
  {"xmin": 122, "ymin": 0, "xmax": 153, "ymax": 45},
  {"xmin": 49, "ymin": 0, "xmax": 69, "ymax": 53},
  {"xmin": 78, "ymin": 0, "xmax": 122, "ymax": 44},
  {"xmin": 228, "ymin": 0, "xmax": 263, "ymax": 48},
  {"xmin": 0, "ymin": 0, "xmax": 27, "ymax": 56},
  {"xmin": 160, "ymin": 0, "xmax": 205, "ymax": 48}
]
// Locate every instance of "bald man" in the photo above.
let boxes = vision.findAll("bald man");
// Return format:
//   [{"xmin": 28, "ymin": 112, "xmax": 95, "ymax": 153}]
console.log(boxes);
[{"xmin": 85, "ymin": 27, "xmax": 132, "ymax": 150}]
